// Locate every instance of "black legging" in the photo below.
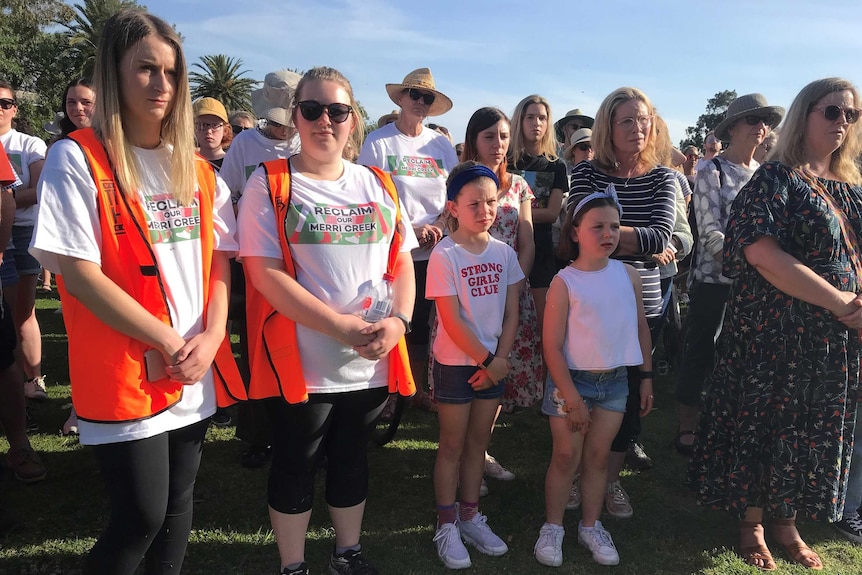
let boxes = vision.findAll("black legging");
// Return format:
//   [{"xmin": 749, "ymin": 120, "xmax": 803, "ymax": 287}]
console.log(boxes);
[
  {"xmin": 267, "ymin": 387, "xmax": 389, "ymax": 514},
  {"xmin": 84, "ymin": 418, "xmax": 209, "ymax": 575}
]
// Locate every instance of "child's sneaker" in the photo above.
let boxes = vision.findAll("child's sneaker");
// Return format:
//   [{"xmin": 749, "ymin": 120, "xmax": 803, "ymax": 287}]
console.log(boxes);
[
  {"xmin": 484, "ymin": 454, "xmax": 515, "ymax": 480},
  {"xmin": 433, "ymin": 523, "xmax": 471, "ymax": 569},
  {"xmin": 605, "ymin": 480, "xmax": 633, "ymax": 518},
  {"xmin": 280, "ymin": 563, "xmax": 309, "ymax": 575},
  {"xmin": 578, "ymin": 520, "xmax": 620, "ymax": 565},
  {"xmin": 329, "ymin": 548, "xmax": 378, "ymax": 575},
  {"xmin": 566, "ymin": 474, "xmax": 581, "ymax": 510},
  {"xmin": 835, "ymin": 514, "xmax": 862, "ymax": 544},
  {"xmin": 458, "ymin": 512, "xmax": 508, "ymax": 556},
  {"xmin": 534, "ymin": 522, "xmax": 564, "ymax": 567}
]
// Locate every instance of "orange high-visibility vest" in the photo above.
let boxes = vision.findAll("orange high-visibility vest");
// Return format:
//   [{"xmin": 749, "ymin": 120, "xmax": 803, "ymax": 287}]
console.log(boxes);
[
  {"xmin": 245, "ymin": 158, "xmax": 415, "ymax": 403},
  {"xmin": 60, "ymin": 128, "xmax": 246, "ymax": 423}
]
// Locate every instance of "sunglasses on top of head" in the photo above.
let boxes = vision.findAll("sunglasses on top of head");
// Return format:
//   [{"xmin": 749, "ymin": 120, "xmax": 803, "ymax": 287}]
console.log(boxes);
[
  {"xmin": 0, "ymin": 98, "xmax": 16, "ymax": 110},
  {"xmin": 810, "ymin": 104, "xmax": 860, "ymax": 124},
  {"xmin": 296, "ymin": 101, "xmax": 353, "ymax": 124},
  {"xmin": 406, "ymin": 88, "xmax": 435, "ymax": 106}
]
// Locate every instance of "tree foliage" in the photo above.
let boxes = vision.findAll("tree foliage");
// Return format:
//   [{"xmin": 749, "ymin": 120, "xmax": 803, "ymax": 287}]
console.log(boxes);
[
  {"xmin": 189, "ymin": 55, "xmax": 259, "ymax": 113},
  {"xmin": 66, "ymin": 0, "xmax": 143, "ymax": 78},
  {"xmin": 680, "ymin": 89, "xmax": 737, "ymax": 150}
]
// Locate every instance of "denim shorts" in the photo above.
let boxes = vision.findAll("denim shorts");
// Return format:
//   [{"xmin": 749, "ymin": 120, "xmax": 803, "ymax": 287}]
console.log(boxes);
[
  {"xmin": 542, "ymin": 366, "xmax": 629, "ymax": 416},
  {"xmin": 5, "ymin": 225, "xmax": 41, "ymax": 277},
  {"xmin": 432, "ymin": 360, "xmax": 505, "ymax": 404}
]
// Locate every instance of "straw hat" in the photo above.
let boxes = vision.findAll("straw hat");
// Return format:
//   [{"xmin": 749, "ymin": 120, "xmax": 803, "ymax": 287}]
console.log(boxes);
[
  {"xmin": 377, "ymin": 110, "xmax": 399, "ymax": 128},
  {"xmin": 564, "ymin": 128, "xmax": 592, "ymax": 161},
  {"xmin": 193, "ymin": 97, "xmax": 228, "ymax": 124},
  {"xmin": 714, "ymin": 93, "xmax": 784, "ymax": 141},
  {"xmin": 554, "ymin": 108, "xmax": 595, "ymax": 142},
  {"xmin": 251, "ymin": 69, "xmax": 301, "ymax": 126},
  {"xmin": 385, "ymin": 68, "xmax": 453, "ymax": 117}
]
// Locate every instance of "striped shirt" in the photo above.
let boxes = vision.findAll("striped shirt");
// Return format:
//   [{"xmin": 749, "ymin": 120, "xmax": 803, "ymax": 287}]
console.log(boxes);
[{"xmin": 568, "ymin": 162, "xmax": 676, "ymax": 317}]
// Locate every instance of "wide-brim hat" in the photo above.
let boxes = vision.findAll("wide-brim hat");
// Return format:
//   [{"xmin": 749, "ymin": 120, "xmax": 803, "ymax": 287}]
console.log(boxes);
[
  {"xmin": 252, "ymin": 69, "xmax": 301, "ymax": 126},
  {"xmin": 385, "ymin": 68, "xmax": 452, "ymax": 117},
  {"xmin": 378, "ymin": 110, "xmax": 399, "ymax": 128},
  {"xmin": 564, "ymin": 128, "xmax": 592, "ymax": 160},
  {"xmin": 554, "ymin": 108, "xmax": 595, "ymax": 142},
  {"xmin": 715, "ymin": 93, "xmax": 785, "ymax": 141},
  {"xmin": 263, "ymin": 107, "xmax": 291, "ymax": 127},
  {"xmin": 193, "ymin": 97, "xmax": 228, "ymax": 124}
]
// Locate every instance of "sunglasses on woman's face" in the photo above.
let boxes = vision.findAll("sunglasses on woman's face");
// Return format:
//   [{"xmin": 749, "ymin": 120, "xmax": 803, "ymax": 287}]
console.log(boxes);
[
  {"xmin": 406, "ymin": 88, "xmax": 435, "ymax": 106},
  {"xmin": 296, "ymin": 101, "xmax": 353, "ymax": 124},
  {"xmin": 231, "ymin": 124, "xmax": 251, "ymax": 135},
  {"xmin": 743, "ymin": 115, "xmax": 775, "ymax": 127},
  {"xmin": 0, "ymin": 99, "xmax": 16, "ymax": 110},
  {"xmin": 811, "ymin": 104, "xmax": 860, "ymax": 124},
  {"xmin": 576, "ymin": 143, "xmax": 592, "ymax": 151}
]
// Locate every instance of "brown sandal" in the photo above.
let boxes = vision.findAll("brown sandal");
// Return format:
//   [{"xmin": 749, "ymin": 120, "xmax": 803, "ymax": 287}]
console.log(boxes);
[
  {"xmin": 770, "ymin": 518, "xmax": 823, "ymax": 570},
  {"xmin": 739, "ymin": 520, "xmax": 777, "ymax": 571}
]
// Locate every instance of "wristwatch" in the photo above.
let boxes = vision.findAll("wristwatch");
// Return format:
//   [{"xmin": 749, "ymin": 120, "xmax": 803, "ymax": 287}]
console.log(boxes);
[{"xmin": 391, "ymin": 312, "xmax": 412, "ymax": 334}]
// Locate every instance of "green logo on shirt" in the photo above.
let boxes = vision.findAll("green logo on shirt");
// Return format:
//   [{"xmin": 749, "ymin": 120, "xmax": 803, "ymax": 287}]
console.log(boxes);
[
  {"xmin": 285, "ymin": 202, "xmax": 392, "ymax": 245},
  {"xmin": 386, "ymin": 155, "xmax": 444, "ymax": 178}
]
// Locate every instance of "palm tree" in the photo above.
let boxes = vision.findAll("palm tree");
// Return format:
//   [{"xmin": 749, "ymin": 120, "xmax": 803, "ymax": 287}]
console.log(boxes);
[
  {"xmin": 189, "ymin": 55, "xmax": 258, "ymax": 113},
  {"xmin": 65, "ymin": 0, "xmax": 140, "ymax": 77}
]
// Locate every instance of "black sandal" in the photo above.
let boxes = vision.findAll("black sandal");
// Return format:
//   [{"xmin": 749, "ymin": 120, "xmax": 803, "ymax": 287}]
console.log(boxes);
[{"xmin": 671, "ymin": 430, "xmax": 696, "ymax": 456}]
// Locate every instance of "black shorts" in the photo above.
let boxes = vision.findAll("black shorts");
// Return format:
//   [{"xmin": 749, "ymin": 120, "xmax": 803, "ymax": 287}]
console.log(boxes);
[
  {"xmin": 407, "ymin": 260, "xmax": 433, "ymax": 347},
  {"xmin": 0, "ymin": 298, "xmax": 17, "ymax": 370}
]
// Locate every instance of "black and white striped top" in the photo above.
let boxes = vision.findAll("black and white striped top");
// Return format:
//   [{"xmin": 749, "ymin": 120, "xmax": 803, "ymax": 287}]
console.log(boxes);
[{"xmin": 568, "ymin": 162, "xmax": 676, "ymax": 318}]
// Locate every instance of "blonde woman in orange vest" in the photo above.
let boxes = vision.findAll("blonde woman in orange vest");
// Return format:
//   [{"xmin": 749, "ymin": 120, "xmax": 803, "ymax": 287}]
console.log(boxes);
[
  {"xmin": 30, "ymin": 10, "xmax": 243, "ymax": 575},
  {"xmin": 238, "ymin": 67, "xmax": 417, "ymax": 575}
]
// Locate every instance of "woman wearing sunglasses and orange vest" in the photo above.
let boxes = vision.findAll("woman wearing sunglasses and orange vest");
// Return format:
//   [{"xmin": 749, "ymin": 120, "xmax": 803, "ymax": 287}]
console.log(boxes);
[
  {"xmin": 237, "ymin": 67, "xmax": 417, "ymax": 575},
  {"xmin": 30, "ymin": 10, "xmax": 244, "ymax": 574}
]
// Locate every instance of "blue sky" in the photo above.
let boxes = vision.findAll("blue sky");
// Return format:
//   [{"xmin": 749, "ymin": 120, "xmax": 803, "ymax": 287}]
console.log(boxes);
[{"xmin": 155, "ymin": 0, "xmax": 862, "ymax": 147}]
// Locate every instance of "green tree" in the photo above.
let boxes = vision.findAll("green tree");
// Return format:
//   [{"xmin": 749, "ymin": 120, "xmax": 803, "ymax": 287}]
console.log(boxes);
[
  {"xmin": 680, "ymin": 89, "xmax": 737, "ymax": 150},
  {"xmin": 66, "ymin": 0, "xmax": 143, "ymax": 78},
  {"xmin": 189, "ymin": 55, "xmax": 258, "ymax": 112}
]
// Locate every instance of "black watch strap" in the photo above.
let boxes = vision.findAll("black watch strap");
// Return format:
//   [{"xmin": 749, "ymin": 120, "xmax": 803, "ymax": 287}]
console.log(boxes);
[{"xmin": 392, "ymin": 312, "xmax": 412, "ymax": 334}]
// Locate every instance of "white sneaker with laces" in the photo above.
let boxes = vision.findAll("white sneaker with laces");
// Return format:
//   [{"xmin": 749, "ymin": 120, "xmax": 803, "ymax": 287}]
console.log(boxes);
[
  {"xmin": 534, "ymin": 522, "xmax": 564, "ymax": 567},
  {"xmin": 458, "ymin": 512, "xmax": 508, "ymax": 556},
  {"xmin": 484, "ymin": 454, "xmax": 515, "ymax": 480},
  {"xmin": 605, "ymin": 480, "xmax": 633, "ymax": 518},
  {"xmin": 433, "ymin": 522, "xmax": 471, "ymax": 569},
  {"xmin": 566, "ymin": 474, "xmax": 581, "ymax": 510},
  {"xmin": 24, "ymin": 376, "xmax": 48, "ymax": 401},
  {"xmin": 578, "ymin": 520, "xmax": 620, "ymax": 566}
]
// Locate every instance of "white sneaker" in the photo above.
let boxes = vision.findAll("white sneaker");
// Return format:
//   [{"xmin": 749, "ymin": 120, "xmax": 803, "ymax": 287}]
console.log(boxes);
[
  {"xmin": 458, "ymin": 512, "xmax": 508, "ymax": 556},
  {"xmin": 534, "ymin": 522, "xmax": 564, "ymax": 567},
  {"xmin": 605, "ymin": 480, "xmax": 633, "ymax": 518},
  {"xmin": 484, "ymin": 454, "xmax": 515, "ymax": 480},
  {"xmin": 62, "ymin": 407, "xmax": 78, "ymax": 436},
  {"xmin": 433, "ymin": 523, "xmax": 471, "ymax": 569},
  {"xmin": 578, "ymin": 520, "xmax": 620, "ymax": 566},
  {"xmin": 480, "ymin": 478, "xmax": 489, "ymax": 497},
  {"xmin": 24, "ymin": 376, "xmax": 48, "ymax": 401},
  {"xmin": 566, "ymin": 474, "xmax": 581, "ymax": 510}
]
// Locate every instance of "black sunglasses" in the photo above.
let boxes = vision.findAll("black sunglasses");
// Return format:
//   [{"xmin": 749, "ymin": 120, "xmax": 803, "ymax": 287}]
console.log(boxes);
[
  {"xmin": 231, "ymin": 124, "xmax": 250, "ymax": 135},
  {"xmin": 296, "ymin": 100, "xmax": 353, "ymax": 124},
  {"xmin": 811, "ymin": 104, "xmax": 860, "ymax": 124},
  {"xmin": 0, "ymin": 98, "xmax": 16, "ymax": 110},
  {"xmin": 407, "ymin": 88, "xmax": 435, "ymax": 106},
  {"xmin": 575, "ymin": 143, "xmax": 592, "ymax": 151},
  {"xmin": 743, "ymin": 115, "xmax": 776, "ymax": 127}
]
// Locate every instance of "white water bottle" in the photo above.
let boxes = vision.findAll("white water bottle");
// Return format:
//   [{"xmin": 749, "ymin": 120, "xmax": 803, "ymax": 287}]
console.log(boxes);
[{"xmin": 358, "ymin": 273, "xmax": 395, "ymax": 323}]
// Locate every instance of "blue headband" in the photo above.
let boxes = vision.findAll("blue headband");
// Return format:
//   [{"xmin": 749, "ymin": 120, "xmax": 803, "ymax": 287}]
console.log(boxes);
[
  {"xmin": 447, "ymin": 165, "xmax": 500, "ymax": 201},
  {"xmin": 571, "ymin": 184, "xmax": 623, "ymax": 221}
]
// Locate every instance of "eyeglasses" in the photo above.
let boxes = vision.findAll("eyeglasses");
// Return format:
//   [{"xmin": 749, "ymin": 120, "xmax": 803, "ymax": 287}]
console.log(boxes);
[
  {"xmin": 810, "ymin": 105, "xmax": 860, "ymax": 124},
  {"xmin": 0, "ymin": 99, "xmax": 16, "ymax": 110},
  {"xmin": 406, "ymin": 88, "xmax": 435, "ymax": 106},
  {"xmin": 614, "ymin": 115, "xmax": 652, "ymax": 130},
  {"xmin": 231, "ymin": 124, "xmax": 251, "ymax": 135},
  {"xmin": 194, "ymin": 121, "xmax": 224, "ymax": 132},
  {"xmin": 296, "ymin": 100, "xmax": 353, "ymax": 124},
  {"xmin": 575, "ymin": 143, "xmax": 592, "ymax": 151}
]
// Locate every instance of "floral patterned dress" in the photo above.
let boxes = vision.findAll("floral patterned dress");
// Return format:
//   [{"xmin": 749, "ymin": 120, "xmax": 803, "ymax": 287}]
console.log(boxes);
[
  {"xmin": 688, "ymin": 162, "xmax": 862, "ymax": 522},
  {"xmin": 428, "ymin": 174, "xmax": 544, "ymax": 410}
]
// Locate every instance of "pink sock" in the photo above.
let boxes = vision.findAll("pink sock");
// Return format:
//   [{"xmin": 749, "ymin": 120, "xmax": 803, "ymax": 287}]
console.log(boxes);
[
  {"xmin": 437, "ymin": 503, "xmax": 457, "ymax": 525},
  {"xmin": 459, "ymin": 501, "xmax": 478, "ymax": 522}
]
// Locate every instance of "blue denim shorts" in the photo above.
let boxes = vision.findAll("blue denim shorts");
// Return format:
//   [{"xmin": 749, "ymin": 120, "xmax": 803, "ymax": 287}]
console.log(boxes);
[
  {"xmin": 432, "ymin": 361, "xmax": 505, "ymax": 404},
  {"xmin": 542, "ymin": 366, "xmax": 629, "ymax": 416},
  {"xmin": 4, "ymin": 225, "xmax": 41, "ymax": 278}
]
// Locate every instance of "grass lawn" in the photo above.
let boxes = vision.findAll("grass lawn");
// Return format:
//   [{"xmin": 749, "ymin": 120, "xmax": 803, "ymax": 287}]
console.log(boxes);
[{"xmin": 2, "ymin": 294, "xmax": 862, "ymax": 574}]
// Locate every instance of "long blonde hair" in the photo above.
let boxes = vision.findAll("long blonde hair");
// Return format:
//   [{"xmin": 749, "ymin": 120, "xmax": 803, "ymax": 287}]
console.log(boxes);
[
  {"xmin": 93, "ymin": 9, "xmax": 196, "ymax": 205},
  {"xmin": 592, "ymin": 87, "xmax": 658, "ymax": 174},
  {"xmin": 510, "ymin": 94, "xmax": 558, "ymax": 165},
  {"xmin": 772, "ymin": 77, "xmax": 862, "ymax": 185}
]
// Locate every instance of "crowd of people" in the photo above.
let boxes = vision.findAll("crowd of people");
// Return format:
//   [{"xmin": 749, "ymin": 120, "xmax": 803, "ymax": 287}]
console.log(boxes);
[{"xmin": 1, "ymin": 7, "xmax": 861, "ymax": 575}]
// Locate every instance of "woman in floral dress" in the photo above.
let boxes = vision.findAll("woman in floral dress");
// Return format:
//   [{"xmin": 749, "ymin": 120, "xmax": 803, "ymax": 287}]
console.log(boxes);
[{"xmin": 689, "ymin": 77, "xmax": 862, "ymax": 571}]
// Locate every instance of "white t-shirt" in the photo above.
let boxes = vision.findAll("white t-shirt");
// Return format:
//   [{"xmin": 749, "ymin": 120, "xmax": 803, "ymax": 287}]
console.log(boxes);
[
  {"xmin": 237, "ymin": 159, "xmax": 417, "ymax": 393},
  {"xmin": 31, "ymin": 139, "xmax": 239, "ymax": 445},
  {"xmin": 357, "ymin": 123, "xmax": 458, "ymax": 261},
  {"xmin": 0, "ymin": 129, "xmax": 47, "ymax": 227},
  {"xmin": 220, "ymin": 128, "xmax": 301, "ymax": 201},
  {"xmin": 426, "ymin": 236, "xmax": 524, "ymax": 365}
]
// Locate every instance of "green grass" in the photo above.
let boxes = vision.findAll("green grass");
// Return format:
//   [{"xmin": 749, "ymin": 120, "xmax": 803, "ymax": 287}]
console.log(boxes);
[{"xmin": 2, "ymin": 294, "xmax": 862, "ymax": 573}]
